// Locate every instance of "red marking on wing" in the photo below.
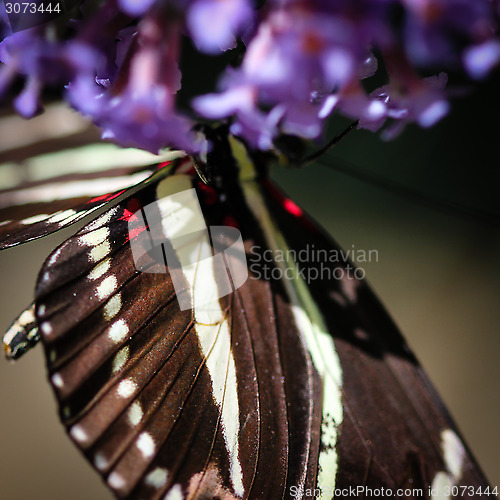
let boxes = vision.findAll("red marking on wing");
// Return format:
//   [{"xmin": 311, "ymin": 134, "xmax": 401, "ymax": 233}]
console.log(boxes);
[
  {"xmin": 222, "ymin": 215, "xmax": 239, "ymax": 228},
  {"xmin": 157, "ymin": 161, "xmax": 172, "ymax": 170},
  {"xmin": 197, "ymin": 183, "xmax": 218, "ymax": 205},
  {"xmin": 121, "ymin": 199, "xmax": 146, "ymax": 242},
  {"xmin": 126, "ymin": 225, "xmax": 147, "ymax": 241},
  {"xmin": 263, "ymin": 179, "xmax": 316, "ymax": 232},
  {"xmin": 120, "ymin": 198, "xmax": 142, "ymax": 222},
  {"xmin": 87, "ymin": 193, "xmax": 112, "ymax": 203},
  {"xmin": 283, "ymin": 198, "xmax": 303, "ymax": 217},
  {"xmin": 87, "ymin": 190, "xmax": 125, "ymax": 204}
]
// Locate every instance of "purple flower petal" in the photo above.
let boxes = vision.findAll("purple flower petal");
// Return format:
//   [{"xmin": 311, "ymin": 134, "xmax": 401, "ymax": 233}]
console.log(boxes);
[
  {"xmin": 280, "ymin": 103, "xmax": 324, "ymax": 139},
  {"xmin": 0, "ymin": 0, "xmax": 498, "ymax": 152},
  {"xmin": 464, "ymin": 40, "xmax": 500, "ymax": 80},
  {"xmin": 97, "ymin": 87, "xmax": 199, "ymax": 153},
  {"xmin": 417, "ymin": 99, "xmax": 449, "ymax": 127},
  {"xmin": 187, "ymin": 0, "xmax": 255, "ymax": 53},
  {"xmin": 230, "ymin": 105, "xmax": 284, "ymax": 150},
  {"xmin": 193, "ymin": 85, "xmax": 256, "ymax": 118},
  {"xmin": 118, "ymin": 0, "xmax": 156, "ymax": 17},
  {"xmin": 367, "ymin": 71, "xmax": 448, "ymax": 135},
  {"xmin": 14, "ymin": 76, "xmax": 42, "ymax": 118}
]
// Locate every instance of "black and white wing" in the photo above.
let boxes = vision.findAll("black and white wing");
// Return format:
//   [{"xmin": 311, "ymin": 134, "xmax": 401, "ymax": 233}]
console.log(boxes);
[
  {"xmin": 0, "ymin": 104, "xmax": 181, "ymax": 249},
  {"xmin": 26, "ymin": 150, "xmax": 492, "ymax": 499}
]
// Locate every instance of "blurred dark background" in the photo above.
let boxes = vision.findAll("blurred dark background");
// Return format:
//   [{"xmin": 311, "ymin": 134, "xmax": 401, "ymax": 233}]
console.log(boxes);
[{"xmin": 0, "ymin": 72, "xmax": 499, "ymax": 499}]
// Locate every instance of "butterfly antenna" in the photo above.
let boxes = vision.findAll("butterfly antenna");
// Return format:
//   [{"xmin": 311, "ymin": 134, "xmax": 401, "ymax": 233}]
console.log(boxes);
[
  {"xmin": 191, "ymin": 155, "xmax": 212, "ymax": 185},
  {"xmin": 301, "ymin": 121, "xmax": 359, "ymax": 166},
  {"xmin": 317, "ymin": 155, "xmax": 500, "ymax": 228}
]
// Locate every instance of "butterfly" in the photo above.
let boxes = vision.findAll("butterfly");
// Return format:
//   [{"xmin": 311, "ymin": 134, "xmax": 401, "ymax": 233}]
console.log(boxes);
[{"xmin": 1, "ymin": 106, "xmax": 496, "ymax": 499}]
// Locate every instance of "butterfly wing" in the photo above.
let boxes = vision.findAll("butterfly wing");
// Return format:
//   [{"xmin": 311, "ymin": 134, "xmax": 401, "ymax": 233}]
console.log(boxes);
[
  {"xmin": 0, "ymin": 105, "xmax": 181, "ymax": 249},
  {"xmin": 32, "ymin": 165, "xmax": 323, "ymax": 498},
  {"xmin": 30, "ymin": 153, "xmax": 491, "ymax": 499},
  {"xmin": 3, "ymin": 302, "xmax": 38, "ymax": 359},
  {"xmin": 254, "ymin": 179, "xmax": 491, "ymax": 495}
]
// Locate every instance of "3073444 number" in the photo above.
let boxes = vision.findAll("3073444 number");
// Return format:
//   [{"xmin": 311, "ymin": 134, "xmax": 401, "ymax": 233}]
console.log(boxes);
[
  {"xmin": 442, "ymin": 485, "xmax": 499, "ymax": 497},
  {"xmin": 4, "ymin": 2, "xmax": 61, "ymax": 14}
]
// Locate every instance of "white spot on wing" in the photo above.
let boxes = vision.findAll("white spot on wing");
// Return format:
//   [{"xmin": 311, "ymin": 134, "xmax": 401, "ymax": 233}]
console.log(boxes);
[
  {"xmin": 431, "ymin": 471, "xmax": 452, "ymax": 499},
  {"xmin": 51, "ymin": 373, "xmax": 64, "ymax": 388},
  {"xmin": 47, "ymin": 247, "xmax": 63, "ymax": 265},
  {"xmin": 3, "ymin": 325, "xmax": 20, "ymax": 344},
  {"xmin": 97, "ymin": 275, "xmax": 117, "ymax": 300},
  {"xmin": 108, "ymin": 471, "xmax": 126, "ymax": 490},
  {"xmin": 79, "ymin": 227, "xmax": 110, "ymax": 247},
  {"xmin": 94, "ymin": 452, "xmax": 109, "ymax": 471},
  {"xmin": 136, "ymin": 432, "xmax": 156, "ymax": 458},
  {"xmin": 69, "ymin": 424, "xmax": 89, "ymax": 444},
  {"xmin": 117, "ymin": 379, "xmax": 137, "ymax": 398},
  {"xmin": 442, "ymin": 429, "xmax": 465, "ymax": 479},
  {"xmin": 37, "ymin": 304, "xmax": 46, "ymax": 317},
  {"xmin": 104, "ymin": 294, "xmax": 122, "ymax": 321},
  {"xmin": 164, "ymin": 484, "xmax": 184, "ymax": 500},
  {"xmin": 40, "ymin": 321, "xmax": 53, "ymax": 336},
  {"xmin": 18, "ymin": 309, "xmax": 34, "ymax": 324},
  {"xmin": 108, "ymin": 319, "xmax": 129, "ymax": 343},
  {"xmin": 145, "ymin": 467, "xmax": 168, "ymax": 488},
  {"xmin": 127, "ymin": 401, "xmax": 143, "ymax": 426},
  {"xmin": 48, "ymin": 209, "xmax": 77, "ymax": 223},
  {"xmin": 431, "ymin": 429, "xmax": 467, "ymax": 499},
  {"xmin": 89, "ymin": 257, "xmax": 111, "ymax": 280},
  {"xmin": 86, "ymin": 206, "xmax": 119, "ymax": 232},
  {"xmin": 4, "ymin": 305, "xmax": 37, "ymax": 348},
  {"xmin": 112, "ymin": 346, "xmax": 129, "ymax": 373},
  {"xmin": 20, "ymin": 214, "xmax": 50, "ymax": 225},
  {"xmin": 89, "ymin": 240, "xmax": 111, "ymax": 263}
]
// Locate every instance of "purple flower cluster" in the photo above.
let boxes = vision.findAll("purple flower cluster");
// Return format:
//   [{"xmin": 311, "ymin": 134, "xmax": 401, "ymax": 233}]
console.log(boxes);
[{"xmin": 0, "ymin": 0, "xmax": 499, "ymax": 153}]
